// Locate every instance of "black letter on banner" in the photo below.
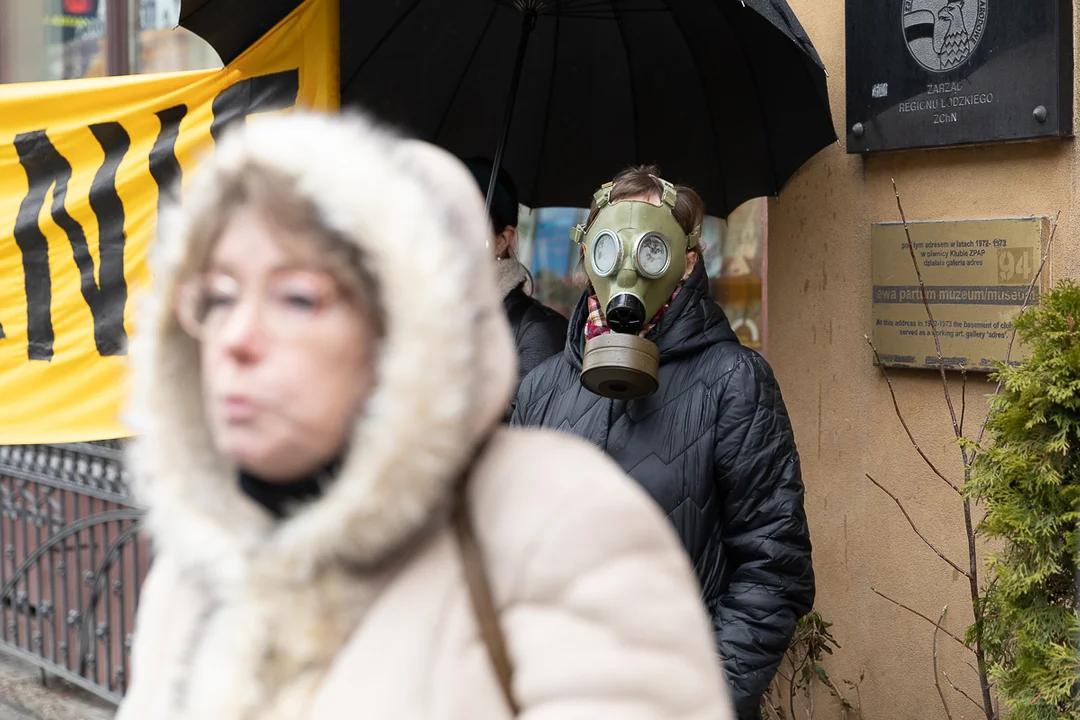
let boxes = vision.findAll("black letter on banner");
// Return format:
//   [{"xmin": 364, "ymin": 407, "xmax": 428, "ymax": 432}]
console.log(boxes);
[
  {"xmin": 209, "ymin": 69, "xmax": 300, "ymax": 143},
  {"xmin": 149, "ymin": 105, "xmax": 188, "ymax": 215},
  {"xmin": 84, "ymin": 123, "xmax": 130, "ymax": 356},
  {"xmin": 14, "ymin": 131, "xmax": 67, "ymax": 361},
  {"xmin": 13, "ymin": 125, "xmax": 130, "ymax": 361}
]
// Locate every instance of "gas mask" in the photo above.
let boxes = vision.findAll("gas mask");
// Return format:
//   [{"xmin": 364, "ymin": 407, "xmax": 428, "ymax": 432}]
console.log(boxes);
[{"xmin": 569, "ymin": 177, "xmax": 699, "ymax": 400}]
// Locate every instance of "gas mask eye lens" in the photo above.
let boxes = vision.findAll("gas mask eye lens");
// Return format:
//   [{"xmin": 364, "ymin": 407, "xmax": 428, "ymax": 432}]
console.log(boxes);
[
  {"xmin": 591, "ymin": 230, "xmax": 621, "ymax": 277},
  {"xmin": 635, "ymin": 233, "xmax": 670, "ymax": 278}
]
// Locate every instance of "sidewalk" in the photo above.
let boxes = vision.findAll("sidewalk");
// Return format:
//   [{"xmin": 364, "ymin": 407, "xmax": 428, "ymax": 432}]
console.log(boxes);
[{"xmin": 0, "ymin": 653, "xmax": 113, "ymax": 720}]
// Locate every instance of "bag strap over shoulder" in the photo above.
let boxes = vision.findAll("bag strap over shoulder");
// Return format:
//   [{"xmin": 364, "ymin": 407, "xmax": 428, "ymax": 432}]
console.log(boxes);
[{"xmin": 452, "ymin": 433, "xmax": 521, "ymax": 715}]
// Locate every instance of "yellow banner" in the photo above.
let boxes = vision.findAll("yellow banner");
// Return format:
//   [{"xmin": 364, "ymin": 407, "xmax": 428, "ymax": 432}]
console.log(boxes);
[{"xmin": 0, "ymin": 0, "xmax": 338, "ymax": 444}]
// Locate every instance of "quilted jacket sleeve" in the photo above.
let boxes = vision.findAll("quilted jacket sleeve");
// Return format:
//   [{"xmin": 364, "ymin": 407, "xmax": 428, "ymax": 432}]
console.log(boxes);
[
  {"xmin": 507, "ymin": 312, "xmax": 567, "ymax": 421},
  {"xmin": 710, "ymin": 351, "xmax": 814, "ymax": 720},
  {"xmin": 508, "ymin": 358, "xmax": 544, "ymax": 427},
  {"xmin": 514, "ymin": 312, "xmax": 567, "ymax": 389}
]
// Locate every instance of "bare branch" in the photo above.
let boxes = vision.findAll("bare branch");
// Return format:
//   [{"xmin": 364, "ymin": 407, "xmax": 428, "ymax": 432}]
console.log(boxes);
[
  {"xmin": 867, "ymin": 474, "xmax": 971, "ymax": 577},
  {"xmin": 789, "ymin": 650, "xmax": 799, "ymax": 720},
  {"xmin": 943, "ymin": 670, "xmax": 986, "ymax": 712},
  {"xmin": 959, "ymin": 369, "xmax": 977, "ymax": 468},
  {"xmin": 889, "ymin": 182, "xmax": 1004, "ymax": 720},
  {"xmin": 962, "ymin": 495, "xmax": 996, "ymax": 717},
  {"xmin": 821, "ymin": 675, "xmax": 854, "ymax": 718},
  {"xmin": 892, "ymin": 179, "xmax": 963, "ymax": 443},
  {"xmin": 975, "ymin": 210, "xmax": 1059, "ymax": 449},
  {"xmin": 934, "ymin": 605, "xmax": 955, "ymax": 720},
  {"xmin": 1003, "ymin": 210, "xmax": 1059, "ymax": 367},
  {"xmin": 959, "ymin": 369, "xmax": 968, "ymax": 438},
  {"xmin": 872, "ymin": 587, "xmax": 972, "ymax": 651},
  {"xmin": 843, "ymin": 674, "xmax": 866, "ymax": 720},
  {"xmin": 762, "ymin": 701, "xmax": 784, "ymax": 720},
  {"xmin": 865, "ymin": 337, "xmax": 961, "ymax": 495}
]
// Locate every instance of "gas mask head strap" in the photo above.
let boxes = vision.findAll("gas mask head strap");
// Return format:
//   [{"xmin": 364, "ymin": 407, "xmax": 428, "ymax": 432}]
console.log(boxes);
[{"xmin": 570, "ymin": 176, "xmax": 688, "ymax": 244}]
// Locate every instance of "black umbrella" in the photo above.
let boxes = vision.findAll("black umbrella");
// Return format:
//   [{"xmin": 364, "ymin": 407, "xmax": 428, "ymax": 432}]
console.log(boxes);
[{"xmin": 180, "ymin": 0, "xmax": 836, "ymax": 219}]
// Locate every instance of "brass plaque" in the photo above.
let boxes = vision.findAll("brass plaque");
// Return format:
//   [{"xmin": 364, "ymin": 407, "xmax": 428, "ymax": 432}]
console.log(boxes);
[{"xmin": 871, "ymin": 217, "xmax": 1049, "ymax": 371}]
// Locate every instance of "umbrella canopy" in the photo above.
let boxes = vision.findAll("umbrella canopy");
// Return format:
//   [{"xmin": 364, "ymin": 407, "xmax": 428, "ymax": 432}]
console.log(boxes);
[{"xmin": 180, "ymin": 0, "xmax": 836, "ymax": 218}]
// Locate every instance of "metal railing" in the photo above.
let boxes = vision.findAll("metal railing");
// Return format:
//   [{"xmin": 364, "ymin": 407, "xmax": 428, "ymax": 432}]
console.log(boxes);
[{"xmin": 0, "ymin": 440, "xmax": 145, "ymax": 705}]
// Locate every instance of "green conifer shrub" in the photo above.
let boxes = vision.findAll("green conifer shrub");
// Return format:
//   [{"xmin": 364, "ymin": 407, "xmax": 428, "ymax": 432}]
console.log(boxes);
[{"xmin": 966, "ymin": 279, "xmax": 1080, "ymax": 719}]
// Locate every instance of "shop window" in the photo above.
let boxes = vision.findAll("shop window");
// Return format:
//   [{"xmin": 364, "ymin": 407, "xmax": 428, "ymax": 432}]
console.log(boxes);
[
  {"xmin": 44, "ymin": 0, "xmax": 108, "ymax": 80},
  {"xmin": 134, "ymin": 0, "xmax": 221, "ymax": 75},
  {"xmin": 516, "ymin": 197, "xmax": 768, "ymax": 353},
  {"xmin": 0, "ymin": 0, "xmax": 220, "ymax": 84},
  {"xmin": 708, "ymin": 199, "xmax": 767, "ymax": 352}
]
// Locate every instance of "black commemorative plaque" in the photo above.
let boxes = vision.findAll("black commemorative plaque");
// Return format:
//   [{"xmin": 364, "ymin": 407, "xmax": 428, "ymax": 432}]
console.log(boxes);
[{"xmin": 846, "ymin": 0, "xmax": 1072, "ymax": 153}]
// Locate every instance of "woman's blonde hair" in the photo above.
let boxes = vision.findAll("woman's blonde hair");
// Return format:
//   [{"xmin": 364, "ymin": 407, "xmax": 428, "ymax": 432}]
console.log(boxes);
[{"xmin": 175, "ymin": 160, "xmax": 384, "ymax": 336}]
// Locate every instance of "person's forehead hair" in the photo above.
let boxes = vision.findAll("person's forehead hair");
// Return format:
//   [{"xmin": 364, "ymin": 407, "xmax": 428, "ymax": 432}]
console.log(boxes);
[
  {"xmin": 583, "ymin": 167, "xmax": 705, "ymax": 255},
  {"xmin": 177, "ymin": 162, "xmax": 384, "ymax": 328},
  {"xmin": 187, "ymin": 164, "xmax": 361, "ymax": 270},
  {"xmin": 182, "ymin": 163, "xmax": 325, "ymax": 268},
  {"xmin": 609, "ymin": 175, "xmax": 663, "ymax": 205}
]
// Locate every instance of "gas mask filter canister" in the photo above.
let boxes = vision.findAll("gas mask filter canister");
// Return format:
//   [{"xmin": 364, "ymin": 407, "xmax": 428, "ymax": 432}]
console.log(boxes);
[{"xmin": 569, "ymin": 178, "xmax": 699, "ymax": 400}]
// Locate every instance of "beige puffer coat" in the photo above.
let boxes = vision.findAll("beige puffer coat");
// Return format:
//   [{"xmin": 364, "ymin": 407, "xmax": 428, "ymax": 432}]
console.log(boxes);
[{"xmin": 115, "ymin": 111, "xmax": 735, "ymax": 720}]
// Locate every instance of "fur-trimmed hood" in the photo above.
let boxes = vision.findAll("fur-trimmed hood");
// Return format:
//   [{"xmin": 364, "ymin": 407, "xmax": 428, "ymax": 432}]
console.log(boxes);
[
  {"xmin": 126, "ymin": 112, "xmax": 517, "ymax": 590},
  {"xmin": 493, "ymin": 256, "xmax": 528, "ymax": 298}
]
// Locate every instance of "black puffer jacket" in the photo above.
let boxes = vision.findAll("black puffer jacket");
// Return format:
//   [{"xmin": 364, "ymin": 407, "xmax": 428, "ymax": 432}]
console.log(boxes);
[
  {"xmin": 504, "ymin": 284, "xmax": 568, "ymax": 416},
  {"xmin": 511, "ymin": 264, "xmax": 814, "ymax": 719}
]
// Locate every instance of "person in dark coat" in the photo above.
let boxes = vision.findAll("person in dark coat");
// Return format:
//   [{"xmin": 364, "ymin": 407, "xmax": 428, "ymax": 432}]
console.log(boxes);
[
  {"xmin": 464, "ymin": 159, "xmax": 568, "ymax": 414},
  {"xmin": 510, "ymin": 166, "xmax": 814, "ymax": 720}
]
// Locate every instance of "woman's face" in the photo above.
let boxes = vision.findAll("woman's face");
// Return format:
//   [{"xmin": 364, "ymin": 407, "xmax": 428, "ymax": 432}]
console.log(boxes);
[{"xmin": 183, "ymin": 207, "xmax": 376, "ymax": 482}]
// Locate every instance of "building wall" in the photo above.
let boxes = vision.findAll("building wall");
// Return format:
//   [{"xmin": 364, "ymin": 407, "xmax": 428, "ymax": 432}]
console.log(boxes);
[
  {"xmin": 768, "ymin": 1, "xmax": 1078, "ymax": 717},
  {"xmin": 0, "ymin": 0, "xmax": 48, "ymax": 83}
]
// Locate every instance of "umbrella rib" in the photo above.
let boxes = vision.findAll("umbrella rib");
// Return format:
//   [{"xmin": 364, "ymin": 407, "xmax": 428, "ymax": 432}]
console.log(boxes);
[
  {"xmin": 660, "ymin": 0, "xmax": 729, "ymax": 215},
  {"xmin": 559, "ymin": 0, "xmax": 615, "ymax": 11},
  {"xmin": 565, "ymin": 8, "xmax": 664, "ymax": 13},
  {"xmin": 609, "ymin": 0, "xmax": 641, "ymax": 165},
  {"xmin": 716, "ymin": 0, "xmax": 780, "ymax": 197},
  {"xmin": 771, "ymin": 3, "xmax": 813, "ymax": 56},
  {"xmin": 528, "ymin": 4, "xmax": 563, "ymax": 201},
  {"xmin": 564, "ymin": 0, "xmax": 666, "ymax": 8},
  {"xmin": 559, "ymin": 0, "xmax": 618, "ymax": 18},
  {"xmin": 433, "ymin": 3, "xmax": 500, "ymax": 143},
  {"xmin": 557, "ymin": 0, "xmax": 613, "ymax": 9},
  {"xmin": 561, "ymin": 1, "xmax": 661, "ymax": 13},
  {"xmin": 341, "ymin": 0, "xmax": 430, "ymax": 95}
]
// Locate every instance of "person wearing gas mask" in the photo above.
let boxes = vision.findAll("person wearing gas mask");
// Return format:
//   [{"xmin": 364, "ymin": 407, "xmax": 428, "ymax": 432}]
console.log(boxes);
[
  {"xmin": 511, "ymin": 166, "xmax": 814, "ymax": 720},
  {"xmin": 464, "ymin": 158, "xmax": 568, "ymax": 415}
]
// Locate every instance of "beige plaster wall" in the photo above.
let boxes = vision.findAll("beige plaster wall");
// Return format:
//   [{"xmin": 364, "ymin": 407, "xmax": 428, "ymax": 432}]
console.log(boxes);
[{"xmin": 767, "ymin": 1, "xmax": 1078, "ymax": 717}]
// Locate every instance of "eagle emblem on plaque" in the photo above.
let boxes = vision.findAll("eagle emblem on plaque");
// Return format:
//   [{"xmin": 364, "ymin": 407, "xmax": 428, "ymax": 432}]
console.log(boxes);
[{"xmin": 903, "ymin": 0, "xmax": 988, "ymax": 72}]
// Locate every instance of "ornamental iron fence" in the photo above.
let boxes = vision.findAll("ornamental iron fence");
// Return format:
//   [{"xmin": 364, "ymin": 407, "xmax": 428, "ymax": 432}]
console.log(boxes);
[{"xmin": 0, "ymin": 440, "xmax": 145, "ymax": 705}]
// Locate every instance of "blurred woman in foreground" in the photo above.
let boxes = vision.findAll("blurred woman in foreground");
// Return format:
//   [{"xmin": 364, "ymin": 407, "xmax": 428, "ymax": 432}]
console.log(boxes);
[{"xmin": 115, "ymin": 111, "xmax": 734, "ymax": 720}]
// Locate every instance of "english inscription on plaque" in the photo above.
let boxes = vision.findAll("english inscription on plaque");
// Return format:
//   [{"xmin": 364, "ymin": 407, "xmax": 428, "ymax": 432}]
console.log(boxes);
[
  {"xmin": 846, "ymin": 0, "xmax": 1072, "ymax": 152},
  {"xmin": 871, "ymin": 217, "xmax": 1049, "ymax": 371}
]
